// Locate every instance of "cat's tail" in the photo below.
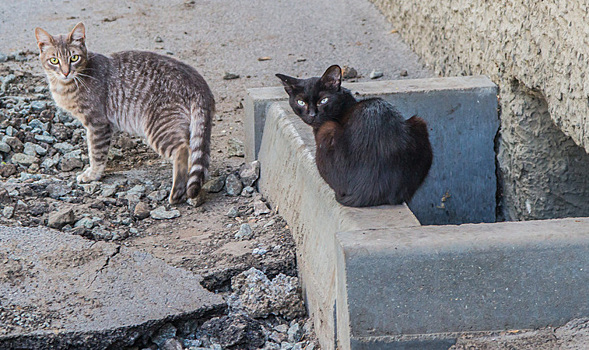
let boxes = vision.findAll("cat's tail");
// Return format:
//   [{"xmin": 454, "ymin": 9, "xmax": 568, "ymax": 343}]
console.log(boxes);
[{"xmin": 187, "ymin": 97, "xmax": 214, "ymax": 199}]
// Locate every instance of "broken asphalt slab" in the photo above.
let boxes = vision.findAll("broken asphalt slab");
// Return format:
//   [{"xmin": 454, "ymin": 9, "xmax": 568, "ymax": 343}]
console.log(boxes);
[{"xmin": 0, "ymin": 225, "xmax": 225, "ymax": 349}]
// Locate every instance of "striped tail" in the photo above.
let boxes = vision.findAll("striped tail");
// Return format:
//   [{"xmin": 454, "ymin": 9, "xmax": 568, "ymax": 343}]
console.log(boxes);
[{"xmin": 186, "ymin": 99, "xmax": 213, "ymax": 198}]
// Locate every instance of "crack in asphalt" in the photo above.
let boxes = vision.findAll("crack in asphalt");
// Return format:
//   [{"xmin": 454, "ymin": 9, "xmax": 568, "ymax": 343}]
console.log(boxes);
[{"xmin": 88, "ymin": 245, "xmax": 121, "ymax": 287}]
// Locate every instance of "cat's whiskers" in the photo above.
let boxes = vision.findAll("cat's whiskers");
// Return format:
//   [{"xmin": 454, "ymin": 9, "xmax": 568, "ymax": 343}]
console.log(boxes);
[{"xmin": 76, "ymin": 72, "xmax": 99, "ymax": 81}]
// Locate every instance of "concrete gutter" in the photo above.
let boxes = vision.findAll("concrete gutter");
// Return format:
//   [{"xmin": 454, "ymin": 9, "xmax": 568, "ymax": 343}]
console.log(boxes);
[{"xmin": 245, "ymin": 77, "xmax": 589, "ymax": 349}]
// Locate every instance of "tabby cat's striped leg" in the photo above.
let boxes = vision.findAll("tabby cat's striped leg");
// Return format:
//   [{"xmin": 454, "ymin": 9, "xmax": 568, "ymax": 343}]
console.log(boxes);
[
  {"xmin": 169, "ymin": 143, "xmax": 190, "ymax": 204},
  {"xmin": 77, "ymin": 123, "xmax": 113, "ymax": 183}
]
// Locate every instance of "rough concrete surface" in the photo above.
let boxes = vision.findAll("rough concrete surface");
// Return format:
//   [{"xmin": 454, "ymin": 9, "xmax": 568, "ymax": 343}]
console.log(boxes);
[
  {"xmin": 370, "ymin": 0, "xmax": 589, "ymax": 221},
  {"xmin": 0, "ymin": 226, "xmax": 225, "ymax": 349}
]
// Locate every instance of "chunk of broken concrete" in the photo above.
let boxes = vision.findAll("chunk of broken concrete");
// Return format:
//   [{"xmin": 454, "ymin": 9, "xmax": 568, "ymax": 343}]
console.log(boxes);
[{"xmin": 0, "ymin": 226, "xmax": 224, "ymax": 349}]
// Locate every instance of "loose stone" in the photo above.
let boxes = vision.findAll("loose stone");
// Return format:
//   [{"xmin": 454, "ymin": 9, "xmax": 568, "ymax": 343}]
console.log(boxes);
[
  {"xmin": 239, "ymin": 160, "xmax": 260, "ymax": 187},
  {"xmin": 47, "ymin": 208, "xmax": 76, "ymax": 229},
  {"xmin": 203, "ymin": 176, "xmax": 226, "ymax": 193},
  {"xmin": 150, "ymin": 206, "xmax": 180, "ymax": 220},
  {"xmin": 225, "ymin": 174, "xmax": 243, "ymax": 196},
  {"xmin": 235, "ymin": 223, "xmax": 253, "ymax": 240},
  {"xmin": 370, "ymin": 70, "xmax": 383, "ymax": 79}
]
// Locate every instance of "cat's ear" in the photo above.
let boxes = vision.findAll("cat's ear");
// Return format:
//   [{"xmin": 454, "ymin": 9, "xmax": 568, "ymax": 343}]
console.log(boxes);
[
  {"xmin": 276, "ymin": 73, "xmax": 300, "ymax": 95},
  {"xmin": 34, "ymin": 27, "xmax": 54, "ymax": 53},
  {"xmin": 320, "ymin": 65, "xmax": 342, "ymax": 91},
  {"xmin": 68, "ymin": 22, "xmax": 86, "ymax": 44}
]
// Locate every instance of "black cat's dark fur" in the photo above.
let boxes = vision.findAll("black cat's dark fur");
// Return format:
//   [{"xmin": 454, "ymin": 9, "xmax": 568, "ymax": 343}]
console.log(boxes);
[{"xmin": 276, "ymin": 65, "xmax": 433, "ymax": 207}]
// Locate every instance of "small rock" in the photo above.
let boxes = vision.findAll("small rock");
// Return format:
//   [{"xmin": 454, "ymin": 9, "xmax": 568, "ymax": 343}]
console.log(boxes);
[
  {"xmin": 223, "ymin": 72, "xmax": 240, "ymax": 80},
  {"xmin": 0, "ymin": 163, "xmax": 17, "ymax": 178},
  {"xmin": 0, "ymin": 53, "xmax": 7, "ymax": 62},
  {"xmin": 81, "ymin": 181, "xmax": 101, "ymax": 195},
  {"xmin": 11, "ymin": 153, "xmax": 38, "ymax": 166},
  {"xmin": 287, "ymin": 322, "xmax": 303, "ymax": 343},
  {"xmin": 134, "ymin": 201, "xmax": 151, "ymax": 220},
  {"xmin": 162, "ymin": 338, "xmax": 183, "ymax": 350},
  {"xmin": 239, "ymin": 160, "xmax": 260, "ymax": 187},
  {"xmin": 400, "ymin": 69, "xmax": 408, "ymax": 77},
  {"xmin": 34, "ymin": 134, "xmax": 56, "ymax": 144},
  {"xmin": 235, "ymin": 223, "xmax": 253, "ymax": 240},
  {"xmin": 269, "ymin": 331, "xmax": 287, "ymax": 344},
  {"xmin": 127, "ymin": 185, "xmax": 146, "ymax": 198},
  {"xmin": 47, "ymin": 208, "xmax": 76, "ymax": 229},
  {"xmin": 2, "ymin": 206, "xmax": 15, "ymax": 219},
  {"xmin": 74, "ymin": 217, "xmax": 95, "ymax": 229},
  {"xmin": 200, "ymin": 315, "xmax": 265, "ymax": 349},
  {"xmin": 342, "ymin": 66, "xmax": 358, "ymax": 79},
  {"xmin": 225, "ymin": 174, "xmax": 243, "ymax": 196},
  {"xmin": 228, "ymin": 268, "xmax": 305, "ymax": 320},
  {"xmin": 34, "ymin": 144, "xmax": 47, "ymax": 156},
  {"xmin": 0, "ymin": 188, "xmax": 10, "ymax": 204},
  {"xmin": 202, "ymin": 176, "xmax": 226, "ymax": 193},
  {"xmin": 152, "ymin": 323, "xmax": 177, "ymax": 348},
  {"xmin": 241, "ymin": 186, "xmax": 254, "ymax": 197},
  {"xmin": 253, "ymin": 200, "xmax": 271, "ymax": 216},
  {"xmin": 53, "ymin": 142, "xmax": 75, "ymax": 154},
  {"xmin": 108, "ymin": 147, "xmax": 123, "ymax": 160},
  {"xmin": 154, "ymin": 35, "xmax": 164, "ymax": 43},
  {"xmin": 275, "ymin": 324, "xmax": 289, "ymax": 333},
  {"xmin": 150, "ymin": 206, "xmax": 180, "ymax": 220},
  {"xmin": 227, "ymin": 138, "xmax": 245, "ymax": 157},
  {"xmin": 252, "ymin": 247, "xmax": 268, "ymax": 255},
  {"xmin": 46, "ymin": 182, "xmax": 72, "ymax": 199},
  {"xmin": 3, "ymin": 137, "xmax": 23, "ymax": 154},
  {"xmin": 29, "ymin": 202, "xmax": 49, "ymax": 216},
  {"xmin": 101, "ymin": 183, "xmax": 120, "ymax": 198},
  {"xmin": 147, "ymin": 189, "xmax": 168, "ymax": 202},
  {"xmin": 369, "ymin": 70, "xmax": 383, "ymax": 79},
  {"xmin": 29, "ymin": 119, "xmax": 47, "ymax": 131},
  {"xmin": 226, "ymin": 206, "xmax": 239, "ymax": 218},
  {"xmin": 41, "ymin": 155, "xmax": 59, "ymax": 170},
  {"xmin": 0, "ymin": 141, "xmax": 11, "ymax": 153},
  {"xmin": 23, "ymin": 142, "xmax": 38, "ymax": 156},
  {"xmin": 30, "ymin": 101, "xmax": 47, "ymax": 113},
  {"xmin": 90, "ymin": 226, "xmax": 111, "ymax": 240},
  {"xmin": 59, "ymin": 153, "xmax": 83, "ymax": 171}
]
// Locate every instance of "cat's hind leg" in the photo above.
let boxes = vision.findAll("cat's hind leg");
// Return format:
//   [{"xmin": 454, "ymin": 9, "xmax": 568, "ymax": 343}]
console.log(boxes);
[
  {"xmin": 77, "ymin": 123, "xmax": 112, "ymax": 183},
  {"xmin": 169, "ymin": 143, "xmax": 190, "ymax": 204}
]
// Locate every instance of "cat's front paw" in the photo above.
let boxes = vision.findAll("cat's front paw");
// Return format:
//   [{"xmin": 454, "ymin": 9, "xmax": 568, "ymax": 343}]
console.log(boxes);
[{"xmin": 77, "ymin": 168, "xmax": 102, "ymax": 183}]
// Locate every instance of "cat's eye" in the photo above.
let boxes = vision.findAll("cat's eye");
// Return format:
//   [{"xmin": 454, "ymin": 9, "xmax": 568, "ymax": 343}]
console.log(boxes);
[
  {"xmin": 297, "ymin": 100, "xmax": 306, "ymax": 107},
  {"xmin": 70, "ymin": 55, "xmax": 80, "ymax": 62},
  {"xmin": 319, "ymin": 97, "xmax": 329, "ymax": 105},
  {"xmin": 49, "ymin": 57, "xmax": 59, "ymax": 65}
]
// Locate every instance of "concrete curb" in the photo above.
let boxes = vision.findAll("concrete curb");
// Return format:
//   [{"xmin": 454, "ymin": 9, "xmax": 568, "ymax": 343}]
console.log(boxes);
[{"xmin": 246, "ymin": 77, "xmax": 589, "ymax": 349}]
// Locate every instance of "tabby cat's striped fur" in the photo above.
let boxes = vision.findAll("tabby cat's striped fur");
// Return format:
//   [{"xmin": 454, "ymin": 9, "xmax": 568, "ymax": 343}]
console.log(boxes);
[{"xmin": 35, "ymin": 22, "xmax": 214, "ymax": 204}]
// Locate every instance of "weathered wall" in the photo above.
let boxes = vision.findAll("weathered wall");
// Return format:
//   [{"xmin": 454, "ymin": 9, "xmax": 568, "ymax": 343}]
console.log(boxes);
[{"xmin": 371, "ymin": 0, "xmax": 589, "ymax": 220}]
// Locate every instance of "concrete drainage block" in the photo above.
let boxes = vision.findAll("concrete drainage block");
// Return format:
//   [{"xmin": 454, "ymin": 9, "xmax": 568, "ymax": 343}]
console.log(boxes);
[{"xmin": 245, "ymin": 76, "xmax": 589, "ymax": 350}]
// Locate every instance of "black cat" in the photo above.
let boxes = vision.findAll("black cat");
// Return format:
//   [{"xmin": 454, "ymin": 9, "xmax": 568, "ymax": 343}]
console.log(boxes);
[{"xmin": 276, "ymin": 65, "xmax": 433, "ymax": 207}]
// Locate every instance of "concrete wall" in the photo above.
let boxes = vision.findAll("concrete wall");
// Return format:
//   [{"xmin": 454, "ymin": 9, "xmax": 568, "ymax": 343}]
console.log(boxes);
[{"xmin": 370, "ymin": 0, "xmax": 589, "ymax": 220}]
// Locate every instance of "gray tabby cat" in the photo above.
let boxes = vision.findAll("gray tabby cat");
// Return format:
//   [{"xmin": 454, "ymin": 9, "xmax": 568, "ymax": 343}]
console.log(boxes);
[{"xmin": 34, "ymin": 22, "xmax": 214, "ymax": 204}]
